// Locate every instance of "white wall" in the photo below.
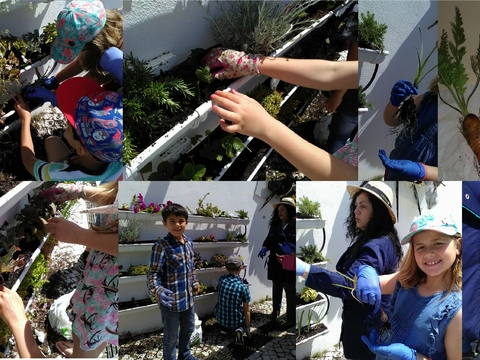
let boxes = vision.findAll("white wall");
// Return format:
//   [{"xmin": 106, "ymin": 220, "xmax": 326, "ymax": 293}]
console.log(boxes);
[
  {"xmin": 119, "ymin": 181, "xmax": 283, "ymax": 304},
  {"xmin": 0, "ymin": 0, "xmax": 122, "ymax": 36},
  {"xmin": 358, "ymin": 1, "xmax": 438, "ymax": 180},
  {"xmin": 296, "ymin": 180, "xmax": 462, "ymax": 354}
]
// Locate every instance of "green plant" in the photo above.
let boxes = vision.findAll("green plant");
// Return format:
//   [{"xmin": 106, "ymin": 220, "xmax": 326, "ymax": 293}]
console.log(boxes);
[
  {"xmin": 438, "ymin": 6, "xmax": 480, "ymax": 118},
  {"xmin": 194, "ymin": 65, "xmax": 212, "ymax": 103},
  {"xmin": 126, "ymin": 264, "xmax": 150, "ymax": 276},
  {"xmin": 297, "ymin": 196, "xmax": 321, "ymax": 218},
  {"xmin": 298, "ymin": 244, "xmax": 329, "ymax": 264},
  {"xmin": 300, "ymin": 286, "xmax": 318, "ymax": 303},
  {"xmin": 188, "ymin": 192, "xmax": 230, "ymax": 217},
  {"xmin": 235, "ymin": 209, "xmax": 248, "ymax": 219},
  {"xmin": 358, "ymin": 11, "xmax": 388, "ymax": 51},
  {"xmin": 225, "ymin": 231, "xmax": 235, "ymax": 242},
  {"xmin": 122, "ymin": 130, "xmax": 138, "ymax": 166},
  {"xmin": 119, "ymin": 219, "xmax": 144, "ymax": 244},
  {"xmin": 210, "ymin": 253, "xmax": 228, "ymax": 267},
  {"xmin": 41, "ymin": 21, "xmax": 57, "ymax": 45},
  {"xmin": 203, "ymin": 0, "xmax": 320, "ymax": 54},
  {"xmin": 17, "ymin": 253, "xmax": 49, "ymax": 299},
  {"xmin": 358, "ymin": 86, "xmax": 374, "ymax": 110},
  {"xmin": 173, "ymin": 163, "xmax": 206, "ymax": 181},
  {"xmin": 221, "ymin": 133, "xmax": 244, "ymax": 158},
  {"xmin": 261, "ymin": 90, "xmax": 283, "ymax": 119},
  {"xmin": 235, "ymin": 232, "xmax": 247, "ymax": 243},
  {"xmin": 197, "ymin": 282, "xmax": 208, "ymax": 295}
]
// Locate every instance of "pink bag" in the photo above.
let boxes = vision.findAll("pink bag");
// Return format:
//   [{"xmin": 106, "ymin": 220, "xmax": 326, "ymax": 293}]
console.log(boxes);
[{"xmin": 282, "ymin": 254, "xmax": 296, "ymax": 271}]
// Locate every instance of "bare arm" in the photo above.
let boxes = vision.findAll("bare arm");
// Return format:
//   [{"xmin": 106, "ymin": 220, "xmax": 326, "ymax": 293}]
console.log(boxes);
[
  {"xmin": 423, "ymin": 165, "xmax": 438, "ymax": 181},
  {"xmin": 46, "ymin": 218, "xmax": 118, "ymax": 256},
  {"xmin": 0, "ymin": 287, "xmax": 45, "ymax": 358},
  {"xmin": 212, "ymin": 90, "xmax": 357, "ymax": 180},
  {"xmin": 15, "ymin": 96, "xmax": 37, "ymax": 177},
  {"xmin": 258, "ymin": 58, "xmax": 358, "ymax": 90},
  {"xmin": 444, "ymin": 309, "xmax": 462, "ymax": 359},
  {"xmin": 378, "ymin": 272, "xmax": 399, "ymax": 295}
]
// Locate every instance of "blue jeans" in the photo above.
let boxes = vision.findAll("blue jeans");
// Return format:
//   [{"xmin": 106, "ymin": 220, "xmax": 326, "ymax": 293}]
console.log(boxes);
[{"xmin": 160, "ymin": 305, "xmax": 195, "ymax": 360}]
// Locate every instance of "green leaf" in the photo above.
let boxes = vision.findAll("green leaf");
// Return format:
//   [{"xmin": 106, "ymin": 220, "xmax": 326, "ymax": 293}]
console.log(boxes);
[{"xmin": 139, "ymin": 162, "xmax": 153, "ymax": 174}]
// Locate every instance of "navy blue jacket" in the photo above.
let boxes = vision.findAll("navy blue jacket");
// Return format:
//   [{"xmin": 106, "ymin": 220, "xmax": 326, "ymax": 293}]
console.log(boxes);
[
  {"xmin": 462, "ymin": 182, "xmax": 480, "ymax": 350},
  {"xmin": 306, "ymin": 235, "xmax": 400, "ymax": 360}
]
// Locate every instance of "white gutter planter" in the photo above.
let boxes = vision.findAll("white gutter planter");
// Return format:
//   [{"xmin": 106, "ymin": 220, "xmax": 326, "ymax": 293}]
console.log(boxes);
[
  {"xmin": 296, "ymin": 292, "xmax": 327, "ymax": 328},
  {"xmin": 296, "ymin": 218, "xmax": 325, "ymax": 230},
  {"xmin": 358, "ymin": 47, "xmax": 389, "ymax": 64},
  {"xmin": 0, "ymin": 182, "xmax": 39, "ymax": 223},
  {"xmin": 295, "ymin": 325, "xmax": 330, "ymax": 360},
  {"xmin": 123, "ymin": 2, "xmax": 349, "ymax": 181}
]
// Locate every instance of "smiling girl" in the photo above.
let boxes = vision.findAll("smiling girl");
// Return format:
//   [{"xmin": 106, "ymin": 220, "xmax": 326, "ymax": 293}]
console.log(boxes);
[{"xmin": 358, "ymin": 211, "xmax": 462, "ymax": 359}]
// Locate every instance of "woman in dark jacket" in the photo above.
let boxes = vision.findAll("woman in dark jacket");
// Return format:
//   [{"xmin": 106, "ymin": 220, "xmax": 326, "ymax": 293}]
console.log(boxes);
[
  {"xmin": 258, "ymin": 197, "xmax": 296, "ymax": 327},
  {"xmin": 295, "ymin": 181, "xmax": 403, "ymax": 360}
]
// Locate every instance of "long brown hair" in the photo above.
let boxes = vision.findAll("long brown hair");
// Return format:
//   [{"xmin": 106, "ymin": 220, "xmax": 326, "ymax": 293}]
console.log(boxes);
[{"xmin": 398, "ymin": 234, "xmax": 461, "ymax": 293}]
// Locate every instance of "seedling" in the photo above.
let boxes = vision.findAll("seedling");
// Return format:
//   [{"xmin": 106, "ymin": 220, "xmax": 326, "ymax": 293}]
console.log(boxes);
[{"xmin": 332, "ymin": 270, "xmax": 362, "ymax": 304}]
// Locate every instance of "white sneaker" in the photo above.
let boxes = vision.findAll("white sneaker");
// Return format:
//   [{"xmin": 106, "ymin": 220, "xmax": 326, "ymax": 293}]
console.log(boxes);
[{"xmin": 235, "ymin": 327, "xmax": 244, "ymax": 346}]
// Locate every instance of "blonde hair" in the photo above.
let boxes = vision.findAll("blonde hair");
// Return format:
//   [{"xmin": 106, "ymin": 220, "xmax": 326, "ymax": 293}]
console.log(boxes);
[
  {"xmin": 398, "ymin": 233, "xmax": 461, "ymax": 293},
  {"xmin": 79, "ymin": 9, "xmax": 123, "ymax": 80},
  {"xmin": 89, "ymin": 182, "xmax": 118, "ymax": 233}
]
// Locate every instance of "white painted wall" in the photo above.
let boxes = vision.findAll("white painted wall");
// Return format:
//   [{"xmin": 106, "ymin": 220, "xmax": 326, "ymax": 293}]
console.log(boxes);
[
  {"xmin": 358, "ymin": 1, "xmax": 438, "ymax": 180},
  {"xmin": 0, "ymin": 0, "xmax": 122, "ymax": 37},
  {"xmin": 118, "ymin": 181, "xmax": 284, "ymax": 304},
  {"xmin": 296, "ymin": 180, "xmax": 462, "ymax": 354}
]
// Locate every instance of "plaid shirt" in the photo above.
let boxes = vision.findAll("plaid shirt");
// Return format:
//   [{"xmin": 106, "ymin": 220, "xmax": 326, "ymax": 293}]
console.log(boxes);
[
  {"xmin": 214, "ymin": 273, "xmax": 251, "ymax": 328},
  {"xmin": 147, "ymin": 233, "xmax": 198, "ymax": 312}
]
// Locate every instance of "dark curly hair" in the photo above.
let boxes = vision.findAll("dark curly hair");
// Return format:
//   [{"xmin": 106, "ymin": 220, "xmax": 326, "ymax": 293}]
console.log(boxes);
[
  {"xmin": 345, "ymin": 190, "xmax": 403, "ymax": 261},
  {"xmin": 269, "ymin": 203, "xmax": 296, "ymax": 227}
]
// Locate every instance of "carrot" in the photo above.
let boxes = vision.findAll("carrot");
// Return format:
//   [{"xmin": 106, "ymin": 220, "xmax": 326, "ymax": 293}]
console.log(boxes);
[{"xmin": 463, "ymin": 114, "xmax": 480, "ymax": 160}]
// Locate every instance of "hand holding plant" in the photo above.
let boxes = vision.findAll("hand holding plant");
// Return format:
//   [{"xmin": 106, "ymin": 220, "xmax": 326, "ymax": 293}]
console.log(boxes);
[
  {"xmin": 389, "ymin": 80, "xmax": 418, "ymax": 107},
  {"xmin": 202, "ymin": 47, "xmax": 262, "ymax": 80},
  {"xmin": 0, "ymin": 286, "xmax": 28, "ymax": 329},
  {"xmin": 356, "ymin": 265, "xmax": 381, "ymax": 313},
  {"xmin": 45, "ymin": 217, "xmax": 84, "ymax": 245},
  {"xmin": 13, "ymin": 94, "xmax": 30, "ymax": 120}
]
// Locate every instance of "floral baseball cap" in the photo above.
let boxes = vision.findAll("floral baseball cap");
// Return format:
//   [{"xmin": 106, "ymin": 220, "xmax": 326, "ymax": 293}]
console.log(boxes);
[
  {"xmin": 56, "ymin": 77, "xmax": 123, "ymax": 163},
  {"xmin": 51, "ymin": 0, "xmax": 107, "ymax": 64},
  {"xmin": 400, "ymin": 210, "xmax": 461, "ymax": 245}
]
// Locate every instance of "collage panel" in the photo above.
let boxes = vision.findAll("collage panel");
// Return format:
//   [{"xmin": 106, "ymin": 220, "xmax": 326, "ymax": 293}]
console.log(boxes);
[
  {"xmin": 117, "ymin": 181, "xmax": 296, "ymax": 359},
  {"xmin": 438, "ymin": 2, "xmax": 480, "ymax": 180},
  {"xmin": 358, "ymin": 1, "xmax": 438, "ymax": 181}
]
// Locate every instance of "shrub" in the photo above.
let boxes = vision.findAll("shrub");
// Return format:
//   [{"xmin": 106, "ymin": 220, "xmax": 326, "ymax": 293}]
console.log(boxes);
[
  {"xmin": 297, "ymin": 196, "xmax": 321, "ymax": 219},
  {"xmin": 358, "ymin": 11, "xmax": 388, "ymax": 51}
]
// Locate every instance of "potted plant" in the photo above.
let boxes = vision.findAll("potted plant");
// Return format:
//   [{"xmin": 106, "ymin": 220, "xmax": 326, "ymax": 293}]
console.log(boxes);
[
  {"xmin": 296, "ymin": 196, "xmax": 325, "ymax": 229},
  {"xmin": 296, "ymin": 286, "xmax": 327, "ymax": 329},
  {"xmin": 298, "ymin": 244, "xmax": 330, "ymax": 266},
  {"xmin": 119, "ymin": 219, "xmax": 144, "ymax": 244},
  {"xmin": 358, "ymin": 11, "xmax": 389, "ymax": 64}
]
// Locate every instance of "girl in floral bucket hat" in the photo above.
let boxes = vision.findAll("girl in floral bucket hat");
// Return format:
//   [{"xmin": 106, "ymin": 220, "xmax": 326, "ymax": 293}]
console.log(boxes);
[{"xmin": 356, "ymin": 209, "xmax": 462, "ymax": 359}]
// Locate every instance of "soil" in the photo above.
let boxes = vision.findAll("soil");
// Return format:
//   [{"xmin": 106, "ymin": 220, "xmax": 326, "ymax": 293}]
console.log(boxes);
[
  {"xmin": 0, "ymin": 181, "xmax": 22, "ymax": 196},
  {"xmin": 295, "ymin": 323, "xmax": 328, "ymax": 343},
  {"xmin": 0, "ymin": 105, "xmax": 68, "ymax": 181}
]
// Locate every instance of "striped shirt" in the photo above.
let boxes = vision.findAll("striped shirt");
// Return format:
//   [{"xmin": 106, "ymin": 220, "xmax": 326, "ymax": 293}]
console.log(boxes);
[
  {"xmin": 214, "ymin": 273, "xmax": 251, "ymax": 328},
  {"xmin": 147, "ymin": 233, "xmax": 198, "ymax": 312},
  {"xmin": 33, "ymin": 156, "xmax": 122, "ymax": 181}
]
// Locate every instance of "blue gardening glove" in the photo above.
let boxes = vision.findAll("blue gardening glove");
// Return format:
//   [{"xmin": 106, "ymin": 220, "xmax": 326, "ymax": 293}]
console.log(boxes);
[
  {"xmin": 26, "ymin": 86, "xmax": 58, "ymax": 107},
  {"xmin": 390, "ymin": 80, "xmax": 418, "ymax": 107},
  {"xmin": 356, "ymin": 265, "xmax": 381, "ymax": 313},
  {"xmin": 159, "ymin": 289, "xmax": 174, "ymax": 308},
  {"xmin": 296, "ymin": 257, "xmax": 311, "ymax": 277},
  {"xmin": 378, "ymin": 149, "xmax": 426, "ymax": 181},
  {"xmin": 100, "ymin": 47, "xmax": 123, "ymax": 84},
  {"xmin": 362, "ymin": 330, "xmax": 417, "ymax": 360},
  {"xmin": 279, "ymin": 241, "xmax": 296, "ymax": 254},
  {"xmin": 258, "ymin": 247, "xmax": 267, "ymax": 259},
  {"xmin": 42, "ymin": 76, "xmax": 59, "ymax": 90}
]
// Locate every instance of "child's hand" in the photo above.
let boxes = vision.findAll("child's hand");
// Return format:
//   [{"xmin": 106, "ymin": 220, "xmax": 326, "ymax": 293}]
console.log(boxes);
[
  {"xmin": 211, "ymin": 89, "xmax": 274, "ymax": 141},
  {"xmin": 193, "ymin": 284, "xmax": 200, "ymax": 295},
  {"xmin": 159, "ymin": 289, "xmax": 174, "ymax": 308},
  {"xmin": 13, "ymin": 94, "xmax": 31, "ymax": 120}
]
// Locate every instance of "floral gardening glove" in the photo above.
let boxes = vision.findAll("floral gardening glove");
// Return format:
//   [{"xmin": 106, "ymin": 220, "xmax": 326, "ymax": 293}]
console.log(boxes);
[
  {"xmin": 356, "ymin": 265, "xmax": 381, "ymax": 313},
  {"xmin": 378, "ymin": 149, "xmax": 426, "ymax": 181},
  {"xmin": 390, "ymin": 79, "xmax": 418, "ymax": 107},
  {"xmin": 39, "ymin": 183, "xmax": 86, "ymax": 203},
  {"xmin": 362, "ymin": 330, "xmax": 417, "ymax": 360},
  {"xmin": 201, "ymin": 47, "xmax": 262, "ymax": 80}
]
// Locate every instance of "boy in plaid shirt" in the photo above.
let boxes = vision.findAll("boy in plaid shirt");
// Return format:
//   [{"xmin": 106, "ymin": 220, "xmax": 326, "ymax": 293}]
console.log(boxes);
[
  {"xmin": 147, "ymin": 203, "xmax": 200, "ymax": 360},
  {"xmin": 214, "ymin": 255, "xmax": 252, "ymax": 346}
]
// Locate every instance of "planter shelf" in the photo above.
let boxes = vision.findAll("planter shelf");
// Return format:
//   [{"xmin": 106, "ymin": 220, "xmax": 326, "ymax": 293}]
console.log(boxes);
[
  {"xmin": 296, "ymin": 218, "xmax": 325, "ymax": 229},
  {"xmin": 119, "ymin": 210, "xmax": 250, "ymax": 226},
  {"xmin": 295, "ymin": 324, "xmax": 330, "ymax": 360},
  {"xmin": 296, "ymin": 292, "xmax": 327, "ymax": 329},
  {"xmin": 123, "ymin": 1, "xmax": 350, "ymax": 181},
  {"xmin": 0, "ymin": 182, "xmax": 39, "ymax": 223},
  {"xmin": 358, "ymin": 47, "xmax": 389, "ymax": 64}
]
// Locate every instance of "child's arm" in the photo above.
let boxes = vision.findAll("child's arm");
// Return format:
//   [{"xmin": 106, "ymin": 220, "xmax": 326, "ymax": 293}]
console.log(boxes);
[
  {"xmin": 212, "ymin": 90, "xmax": 357, "ymax": 180},
  {"xmin": 444, "ymin": 308, "xmax": 462, "ymax": 359},
  {"xmin": 14, "ymin": 95, "xmax": 37, "ymax": 177},
  {"xmin": 378, "ymin": 272, "xmax": 399, "ymax": 295},
  {"xmin": 147, "ymin": 242, "xmax": 166, "ymax": 300}
]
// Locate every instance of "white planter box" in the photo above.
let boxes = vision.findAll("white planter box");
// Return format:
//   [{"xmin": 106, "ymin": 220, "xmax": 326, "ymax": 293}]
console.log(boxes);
[
  {"xmin": 119, "ymin": 211, "xmax": 250, "ymax": 226},
  {"xmin": 295, "ymin": 324, "xmax": 329, "ymax": 360},
  {"xmin": 358, "ymin": 47, "xmax": 389, "ymax": 64},
  {"xmin": 296, "ymin": 293, "xmax": 327, "ymax": 329},
  {"xmin": 296, "ymin": 218, "xmax": 325, "ymax": 229},
  {"xmin": 0, "ymin": 182, "xmax": 39, "ymax": 223},
  {"xmin": 123, "ymin": 3, "xmax": 348, "ymax": 181},
  {"xmin": 119, "ymin": 303, "xmax": 160, "ymax": 336},
  {"xmin": 358, "ymin": 107, "xmax": 369, "ymax": 113}
]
